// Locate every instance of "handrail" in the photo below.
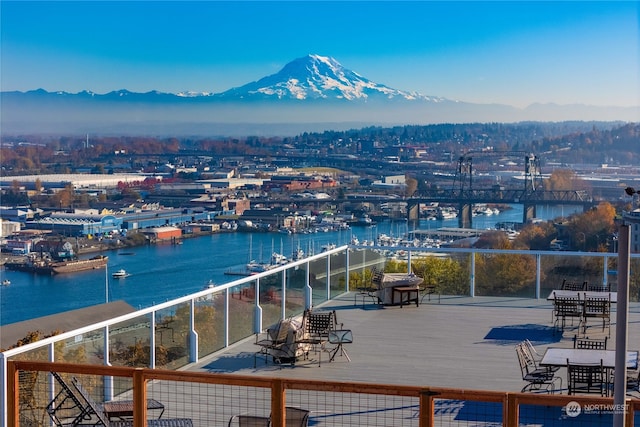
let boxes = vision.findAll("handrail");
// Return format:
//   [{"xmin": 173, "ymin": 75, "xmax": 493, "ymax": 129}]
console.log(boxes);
[{"xmin": 8, "ymin": 360, "xmax": 640, "ymax": 427}]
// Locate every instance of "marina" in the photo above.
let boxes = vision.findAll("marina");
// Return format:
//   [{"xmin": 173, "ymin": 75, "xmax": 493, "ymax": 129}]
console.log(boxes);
[{"xmin": 0, "ymin": 204, "xmax": 582, "ymax": 326}]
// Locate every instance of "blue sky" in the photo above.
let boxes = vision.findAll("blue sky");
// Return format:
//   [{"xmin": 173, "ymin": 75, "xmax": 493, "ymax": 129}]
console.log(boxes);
[{"xmin": 1, "ymin": 1, "xmax": 638, "ymax": 108}]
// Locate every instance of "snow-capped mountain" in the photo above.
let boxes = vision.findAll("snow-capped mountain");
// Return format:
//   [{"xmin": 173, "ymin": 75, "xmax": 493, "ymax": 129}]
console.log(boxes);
[
  {"xmin": 215, "ymin": 54, "xmax": 444, "ymax": 102},
  {"xmin": 2, "ymin": 54, "xmax": 636, "ymax": 136}
]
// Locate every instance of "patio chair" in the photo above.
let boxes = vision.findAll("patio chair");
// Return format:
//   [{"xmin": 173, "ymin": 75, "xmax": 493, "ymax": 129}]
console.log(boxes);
[
  {"xmin": 522, "ymin": 339, "xmax": 559, "ymax": 373},
  {"xmin": 254, "ymin": 318, "xmax": 294, "ymax": 368},
  {"xmin": 587, "ymin": 282, "xmax": 610, "ymax": 292},
  {"xmin": 418, "ymin": 282, "xmax": 440, "ymax": 303},
  {"xmin": 70, "ymin": 377, "xmax": 193, "ymax": 427},
  {"xmin": 228, "ymin": 415, "xmax": 271, "ymax": 427},
  {"xmin": 566, "ymin": 359, "xmax": 610, "ymax": 396},
  {"xmin": 298, "ymin": 309, "xmax": 339, "ymax": 366},
  {"xmin": 582, "ymin": 296, "xmax": 611, "ymax": 336},
  {"xmin": 561, "ymin": 279, "xmax": 586, "ymax": 291},
  {"xmin": 573, "ymin": 335, "xmax": 608, "ymax": 350},
  {"xmin": 230, "ymin": 406, "xmax": 309, "ymax": 427},
  {"xmin": 354, "ymin": 268, "xmax": 383, "ymax": 307},
  {"xmin": 552, "ymin": 293, "xmax": 583, "ymax": 333},
  {"xmin": 281, "ymin": 406, "xmax": 310, "ymax": 427},
  {"xmin": 46, "ymin": 371, "xmax": 92, "ymax": 426},
  {"xmin": 515, "ymin": 342, "xmax": 561, "ymax": 393}
]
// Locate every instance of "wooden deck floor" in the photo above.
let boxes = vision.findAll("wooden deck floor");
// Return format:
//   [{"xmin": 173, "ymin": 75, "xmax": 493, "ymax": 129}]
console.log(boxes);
[{"xmin": 190, "ymin": 293, "xmax": 640, "ymax": 394}]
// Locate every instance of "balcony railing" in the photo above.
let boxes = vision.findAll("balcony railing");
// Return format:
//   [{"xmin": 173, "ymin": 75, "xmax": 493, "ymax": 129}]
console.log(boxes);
[
  {"xmin": 2, "ymin": 245, "xmax": 640, "ymax": 426},
  {"xmin": 9, "ymin": 360, "xmax": 640, "ymax": 427}
]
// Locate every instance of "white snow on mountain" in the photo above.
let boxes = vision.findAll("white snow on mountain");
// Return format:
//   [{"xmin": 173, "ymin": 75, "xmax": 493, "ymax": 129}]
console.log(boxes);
[{"xmin": 215, "ymin": 54, "xmax": 446, "ymax": 102}]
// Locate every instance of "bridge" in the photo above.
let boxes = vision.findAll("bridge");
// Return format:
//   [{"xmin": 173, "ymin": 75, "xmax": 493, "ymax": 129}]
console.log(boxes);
[{"xmin": 408, "ymin": 151, "xmax": 594, "ymax": 227}]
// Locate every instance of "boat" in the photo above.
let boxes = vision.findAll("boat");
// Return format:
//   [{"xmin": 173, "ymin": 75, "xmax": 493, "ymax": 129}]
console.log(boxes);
[
  {"xmin": 2, "ymin": 279, "xmax": 9, "ymax": 286},
  {"xmin": 50, "ymin": 255, "xmax": 109, "ymax": 274},
  {"xmin": 112, "ymin": 269, "xmax": 129, "ymax": 279}
]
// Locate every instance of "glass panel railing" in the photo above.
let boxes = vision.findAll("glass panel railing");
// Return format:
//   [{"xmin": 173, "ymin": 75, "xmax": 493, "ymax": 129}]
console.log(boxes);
[
  {"xmin": 7, "ymin": 346, "xmax": 51, "ymax": 363},
  {"xmin": 108, "ymin": 314, "xmax": 152, "ymax": 367},
  {"xmin": 154, "ymin": 303, "xmax": 190, "ymax": 370},
  {"xmin": 229, "ymin": 281, "xmax": 257, "ymax": 344},
  {"xmin": 328, "ymin": 251, "xmax": 346, "ymax": 299},
  {"xmin": 475, "ymin": 252, "xmax": 537, "ymax": 297},
  {"xmin": 308, "ymin": 256, "xmax": 328, "ymax": 307},
  {"xmin": 285, "ymin": 265, "xmax": 306, "ymax": 318},
  {"xmin": 55, "ymin": 328, "xmax": 105, "ymax": 365},
  {"xmin": 195, "ymin": 289, "xmax": 226, "ymax": 359}
]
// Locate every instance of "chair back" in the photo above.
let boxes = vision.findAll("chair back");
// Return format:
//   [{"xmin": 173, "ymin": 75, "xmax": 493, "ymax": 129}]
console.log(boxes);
[
  {"xmin": 71, "ymin": 377, "xmax": 111, "ymax": 426},
  {"xmin": 583, "ymin": 297, "xmax": 610, "ymax": 317},
  {"xmin": 229, "ymin": 415, "xmax": 271, "ymax": 427},
  {"xmin": 515, "ymin": 343, "xmax": 537, "ymax": 378},
  {"xmin": 567, "ymin": 359, "xmax": 608, "ymax": 396},
  {"xmin": 46, "ymin": 372, "xmax": 90, "ymax": 427},
  {"xmin": 303, "ymin": 310, "xmax": 337, "ymax": 338},
  {"xmin": 285, "ymin": 406, "xmax": 310, "ymax": 427},
  {"xmin": 562, "ymin": 279, "xmax": 585, "ymax": 291},
  {"xmin": 587, "ymin": 283, "xmax": 610, "ymax": 292},
  {"xmin": 553, "ymin": 295, "xmax": 582, "ymax": 317},
  {"xmin": 573, "ymin": 335, "xmax": 608, "ymax": 350}
]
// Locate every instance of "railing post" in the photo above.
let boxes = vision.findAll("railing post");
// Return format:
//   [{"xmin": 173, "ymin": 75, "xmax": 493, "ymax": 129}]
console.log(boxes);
[
  {"xmin": 281, "ymin": 267, "xmax": 287, "ymax": 320},
  {"xmin": 189, "ymin": 298, "xmax": 198, "ymax": 363},
  {"xmin": 345, "ymin": 247, "xmax": 350, "ymax": 293},
  {"xmin": 304, "ymin": 260, "xmax": 312, "ymax": 309},
  {"xmin": 536, "ymin": 254, "xmax": 541, "ymax": 299},
  {"xmin": 132, "ymin": 368, "xmax": 148, "ymax": 427},
  {"xmin": 470, "ymin": 251, "xmax": 476, "ymax": 297},
  {"xmin": 603, "ymin": 255, "xmax": 609, "ymax": 289},
  {"xmin": 104, "ymin": 324, "xmax": 114, "ymax": 401},
  {"xmin": 506, "ymin": 393, "xmax": 518, "ymax": 427},
  {"xmin": 150, "ymin": 312, "xmax": 156, "ymax": 369},
  {"xmin": 271, "ymin": 378, "xmax": 285, "ymax": 427},
  {"xmin": 326, "ymin": 251, "xmax": 331, "ymax": 301},
  {"xmin": 419, "ymin": 389, "xmax": 435, "ymax": 427},
  {"xmin": 254, "ymin": 278, "xmax": 263, "ymax": 333}
]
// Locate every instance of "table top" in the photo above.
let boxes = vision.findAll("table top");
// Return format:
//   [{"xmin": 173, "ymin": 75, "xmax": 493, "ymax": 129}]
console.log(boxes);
[
  {"xmin": 546, "ymin": 290, "xmax": 616, "ymax": 302},
  {"xmin": 103, "ymin": 398, "xmax": 165, "ymax": 418},
  {"xmin": 540, "ymin": 347, "xmax": 638, "ymax": 369}
]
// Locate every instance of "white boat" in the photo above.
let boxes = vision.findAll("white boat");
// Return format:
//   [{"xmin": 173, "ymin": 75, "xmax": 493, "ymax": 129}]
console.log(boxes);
[
  {"xmin": 112, "ymin": 269, "xmax": 129, "ymax": 279},
  {"xmin": 2, "ymin": 279, "xmax": 10, "ymax": 286}
]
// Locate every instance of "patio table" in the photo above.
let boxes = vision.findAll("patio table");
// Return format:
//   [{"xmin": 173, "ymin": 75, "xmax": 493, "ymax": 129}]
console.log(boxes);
[{"xmin": 539, "ymin": 348, "xmax": 638, "ymax": 369}]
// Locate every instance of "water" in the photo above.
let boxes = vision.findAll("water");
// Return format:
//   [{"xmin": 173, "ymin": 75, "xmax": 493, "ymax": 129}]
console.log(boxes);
[{"xmin": 0, "ymin": 204, "xmax": 581, "ymax": 326}]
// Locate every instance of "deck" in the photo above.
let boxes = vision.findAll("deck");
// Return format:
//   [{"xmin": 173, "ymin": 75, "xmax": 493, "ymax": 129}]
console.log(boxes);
[{"xmin": 191, "ymin": 293, "xmax": 640, "ymax": 394}]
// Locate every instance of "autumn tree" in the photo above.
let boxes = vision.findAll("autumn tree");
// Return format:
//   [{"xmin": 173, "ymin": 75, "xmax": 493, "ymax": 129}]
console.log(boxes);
[
  {"xmin": 545, "ymin": 169, "xmax": 580, "ymax": 191},
  {"xmin": 513, "ymin": 221, "xmax": 557, "ymax": 250},
  {"xmin": 475, "ymin": 252, "xmax": 538, "ymax": 296},
  {"xmin": 568, "ymin": 202, "xmax": 616, "ymax": 251},
  {"xmin": 405, "ymin": 176, "xmax": 418, "ymax": 197}
]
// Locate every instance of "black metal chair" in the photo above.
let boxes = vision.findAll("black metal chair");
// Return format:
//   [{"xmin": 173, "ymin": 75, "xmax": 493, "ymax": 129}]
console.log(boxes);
[
  {"xmin": 354, "ymin": 268, "xmax": 383, "ymax": 307},
  {"xmin": 582, "ymin": 296, "xmax": 611, "ymax": 336},
  {"xmin": 298, "ymin": 309, "xmax": 339, "ymax": 366},
  {"xmin": 566, "ymin": 359, "xmax": 610, "ymax": 396},
  {"xmin": 515, "ymin": 342, "xmax": 561, "ymax": 393},
  {"xmin": 573, "ymin": 335, "xmax": 608, "ymax": 350},
  {"xmin": 228, "ymin": 415, "xmax": 271, "ymax": 427},
  {"xmin": 552, "ymin": 293, "xmax": 583, "ymax": 333},
  {"xmin": 562, "ymin": 279, "xmax": 586, "ymax": 291}
]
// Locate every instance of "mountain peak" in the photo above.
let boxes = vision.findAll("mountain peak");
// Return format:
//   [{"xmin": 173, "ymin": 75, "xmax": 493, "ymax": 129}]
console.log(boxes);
[{"xmin": 217, "ymin": 54, "xmax": 439, "ymax": 101}]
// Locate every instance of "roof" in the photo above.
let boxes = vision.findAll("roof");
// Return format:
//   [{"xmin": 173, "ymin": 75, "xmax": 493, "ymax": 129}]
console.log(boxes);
[{"xmin": 0, "ymin": 300, "xmax": 135, "ymax": 350}]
